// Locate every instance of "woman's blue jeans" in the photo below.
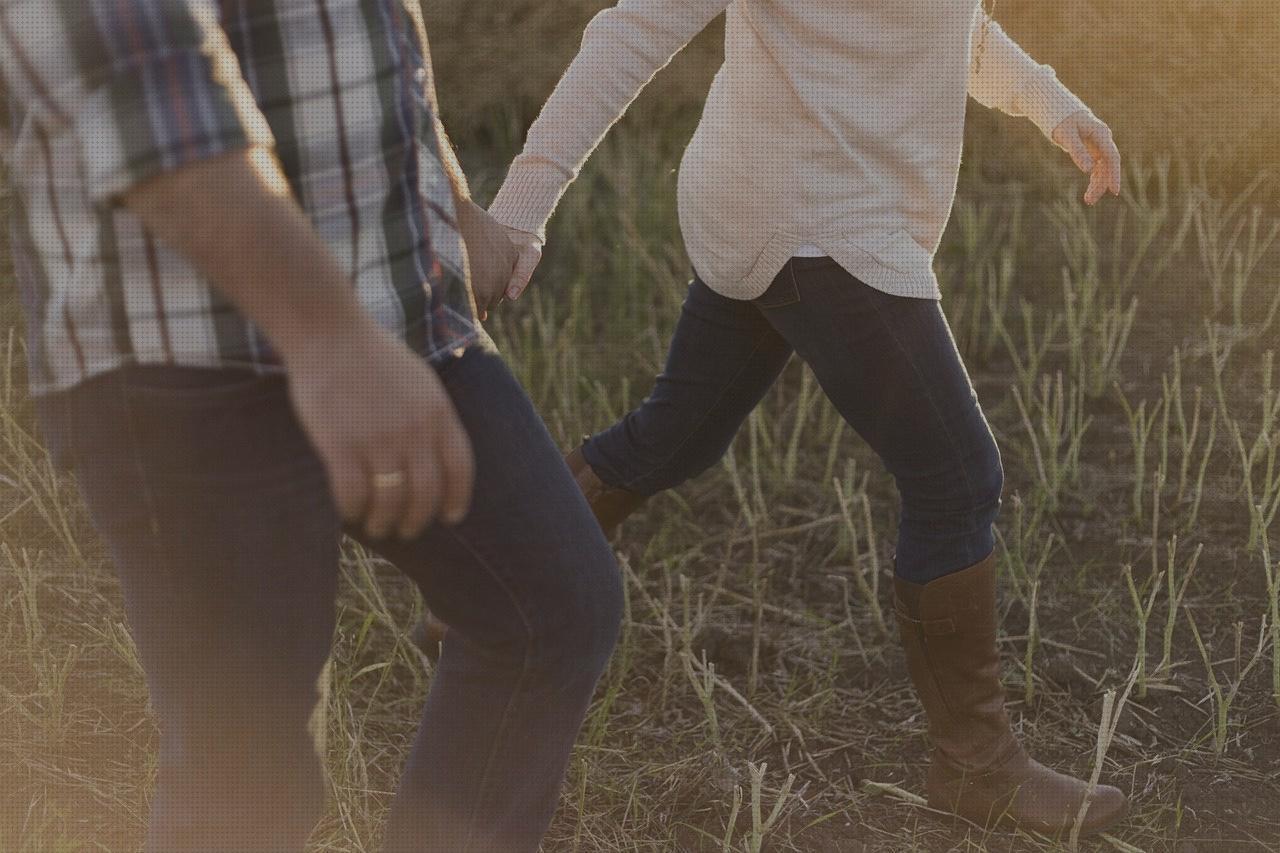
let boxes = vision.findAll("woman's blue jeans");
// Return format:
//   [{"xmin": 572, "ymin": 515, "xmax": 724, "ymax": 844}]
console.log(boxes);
[{"xmin": 583, "ymin": 257, "xmax": 1004, "ymax": 583}]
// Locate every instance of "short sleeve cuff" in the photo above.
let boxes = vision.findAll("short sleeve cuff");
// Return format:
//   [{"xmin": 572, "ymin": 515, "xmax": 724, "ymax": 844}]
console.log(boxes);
[{"xmin": 78, "ymin": 46, "xmax": 275, "ymax": 205}]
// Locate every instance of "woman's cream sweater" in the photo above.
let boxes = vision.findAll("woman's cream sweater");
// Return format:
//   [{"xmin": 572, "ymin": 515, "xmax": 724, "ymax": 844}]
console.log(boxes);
[{"xmin": 489, "ymin": 0, "xmax": 1091, "ymax": 300}]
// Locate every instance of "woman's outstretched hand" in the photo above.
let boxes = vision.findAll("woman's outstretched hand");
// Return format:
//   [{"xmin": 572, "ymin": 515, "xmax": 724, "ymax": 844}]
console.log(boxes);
[{"xmin": 1051, "ymin": 110, "xmax": 1122, "ymax": 206}]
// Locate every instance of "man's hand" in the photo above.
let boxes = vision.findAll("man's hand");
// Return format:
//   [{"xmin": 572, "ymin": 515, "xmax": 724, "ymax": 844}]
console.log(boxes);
[
  {"xmin": 123, "ymin": 148, "xmax": 475, "ymax": 539},
  {"xmin": 1051, "ymin": 110, "xmax": 1122, "ymax": 206},
  {"xmin": 457, "ymin": 198, "xmax": 521, "ymax": 320},
  {"xmin": 285, "ymin": 318, "xmax": 474, "ymax": 540}
]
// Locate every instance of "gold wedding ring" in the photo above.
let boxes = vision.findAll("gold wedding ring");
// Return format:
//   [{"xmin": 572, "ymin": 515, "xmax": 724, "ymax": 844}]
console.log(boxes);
[{"xmin": 372, "ymin": 471, "xmax": 407, "ymax": 490}]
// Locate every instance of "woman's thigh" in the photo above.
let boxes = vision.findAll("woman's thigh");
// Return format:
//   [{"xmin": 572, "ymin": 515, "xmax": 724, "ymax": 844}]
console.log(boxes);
[{"xmin": 761, "ymin": 260, "xmax": 1003, "ymax": 568}]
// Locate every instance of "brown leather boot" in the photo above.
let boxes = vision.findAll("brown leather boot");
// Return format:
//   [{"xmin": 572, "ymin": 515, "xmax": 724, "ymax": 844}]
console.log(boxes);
[
  {"xmin": 410, "ymin": 446, "xmax": 647, "ymax": 657},
  {"xmin": 563, "ymin": 445, "xmax": 649, "ymax": 537},
  {"xmin": 894, "ymin": 554, "xmax": 1127, "ymax": 838}
]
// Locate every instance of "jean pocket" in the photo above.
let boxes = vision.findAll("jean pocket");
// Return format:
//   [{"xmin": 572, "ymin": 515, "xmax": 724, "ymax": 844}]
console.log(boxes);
[
  {"xmin": 120, "ymin": 365, "xmax": 280, "ymax": 407},
  {"xmin": 752, "ymin": 261, "xmax": 802, "ymax": 308}
]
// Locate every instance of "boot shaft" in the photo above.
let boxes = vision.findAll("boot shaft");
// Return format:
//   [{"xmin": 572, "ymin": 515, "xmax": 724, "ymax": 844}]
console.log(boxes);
[{"xmin": 893, "ymin": 555, "xmax": 1019, "ymax": 771}]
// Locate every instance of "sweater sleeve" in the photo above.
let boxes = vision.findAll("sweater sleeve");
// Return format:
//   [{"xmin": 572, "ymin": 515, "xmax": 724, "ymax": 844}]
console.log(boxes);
[
  {"xmin": 966, "ymin": 11, "xmax": 1093, "ymax": 139},
  {"xmin": 488, "ymin": 0, "xmax": 732, "ymax": 239}
]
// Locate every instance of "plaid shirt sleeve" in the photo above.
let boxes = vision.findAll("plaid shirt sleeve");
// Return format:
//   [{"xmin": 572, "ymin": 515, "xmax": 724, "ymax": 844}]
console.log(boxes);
[{"xmin": 0, "ymin": 0, "xmax": 275, "ymax": 204}]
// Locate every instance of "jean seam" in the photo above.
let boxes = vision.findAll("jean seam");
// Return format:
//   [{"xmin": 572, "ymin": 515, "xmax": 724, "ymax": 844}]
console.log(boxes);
[
  {"xmin": 863, "ymin": 296, "xmax": 984, "ymax": 570},
  {"xmin": 441, "ymin": 526, "xmax": 535, "ymax": 852},
  {"xmin": 610, "ymin": 323, "xmax": 782, "ymax": 494},
  {"xmin": 118, "ymin": 377, "xmax": 167, "ymax": 541}
]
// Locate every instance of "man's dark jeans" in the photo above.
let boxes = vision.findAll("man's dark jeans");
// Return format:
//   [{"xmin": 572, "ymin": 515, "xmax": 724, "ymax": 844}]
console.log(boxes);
[
  {"xmin": 35, "ymin": 347, "xmax": 623, "ymax": 853},
  {"xmin": 583, "ymin": 257, "xmax": 1004, "ymax": 583}
]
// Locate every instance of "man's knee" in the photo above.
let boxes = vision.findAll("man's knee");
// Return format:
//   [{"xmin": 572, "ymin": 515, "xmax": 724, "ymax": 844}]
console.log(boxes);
[{"xmin": 533, "ymin": 541, "xmax": 624, "ymax": 676}]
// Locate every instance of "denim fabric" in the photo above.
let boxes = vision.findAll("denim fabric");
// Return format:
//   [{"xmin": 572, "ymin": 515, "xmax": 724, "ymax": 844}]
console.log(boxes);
[
  {"xmin": 582, "ymin": 257, "xmax": 1003, "ymax": 582},
  {"xmin": 35, "ymin": 347, "xmax": 623, "ymax": 853}
]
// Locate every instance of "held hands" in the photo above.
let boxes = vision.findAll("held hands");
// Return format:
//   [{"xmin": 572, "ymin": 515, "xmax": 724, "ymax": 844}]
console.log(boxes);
[
  {"xmin": 284, "ymin": 318, "xmax": 475, "ymax": 541},
  {"xmin": 1051, "ymin": 110, "xmax": 1122, "ymax": 206},
  {"xmin": 456, "ymin": 198, "xmax": 543, "ymax": 319},
  {"xmin": 502, "ymin": 227, "xmax": 543, "ymax": 302}
]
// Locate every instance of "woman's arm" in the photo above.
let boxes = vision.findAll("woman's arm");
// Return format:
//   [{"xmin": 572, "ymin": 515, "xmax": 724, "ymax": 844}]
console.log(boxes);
[
  {"xmin": 968, "ymin": 11, "xmax": 1121, "ymax": 203},
  {"xmin": 488, "ymin": 0, "xmax": 732, "ymax": 241},
  {"xmin": 966, "ymin": 11, "xmax": 1090, "ymax": 137}
]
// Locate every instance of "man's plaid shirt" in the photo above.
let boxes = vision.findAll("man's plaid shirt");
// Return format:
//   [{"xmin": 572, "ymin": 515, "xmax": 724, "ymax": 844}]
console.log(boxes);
[{"xmin": 0, "ymin": 0, "xmax": 478, "ymax": 395}]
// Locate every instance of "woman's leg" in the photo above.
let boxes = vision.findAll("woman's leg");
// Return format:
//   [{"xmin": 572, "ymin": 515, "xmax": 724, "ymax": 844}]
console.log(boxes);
[
  {"xmin": 581, "ymin": 276, "xmax": 794, "ymax": 496},
  {"xmin": 411, "ymin": 275, "xmax": 793, "ymax": 656},
  {"xmin": 756, "ymin": 258, "xmax": 1002, "ymax": 583},
  {"xmin": 758, "ymin": 258, "xmax": 1126, "ymax": 838}
]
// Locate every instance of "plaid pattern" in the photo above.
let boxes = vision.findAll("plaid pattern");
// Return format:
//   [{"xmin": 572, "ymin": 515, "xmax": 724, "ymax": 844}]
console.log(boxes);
[{"xmin": 0, "ymin": 0, "xmax": 477, "ymax": 395}]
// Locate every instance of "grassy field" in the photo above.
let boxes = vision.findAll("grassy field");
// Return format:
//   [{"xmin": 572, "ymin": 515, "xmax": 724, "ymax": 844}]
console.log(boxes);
[{"xmin": 3, "ymin": 3, "xmax": 1280, "ymax": 852}]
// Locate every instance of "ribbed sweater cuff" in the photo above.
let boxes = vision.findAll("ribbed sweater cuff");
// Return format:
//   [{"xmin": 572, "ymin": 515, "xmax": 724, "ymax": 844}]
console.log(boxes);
[
  {"xmin": 488, "ymin": 156, "xmax": 573, "ymax": 241},
  {"xmin": 1022, "ymin": 67, "xmax": 1092, "ymax": 140}
]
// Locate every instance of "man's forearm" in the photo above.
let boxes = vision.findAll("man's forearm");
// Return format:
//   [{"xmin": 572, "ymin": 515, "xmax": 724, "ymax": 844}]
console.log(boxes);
[{"xmin": 121, "ymin": 146, "xmax": 377, "ymax": 361}]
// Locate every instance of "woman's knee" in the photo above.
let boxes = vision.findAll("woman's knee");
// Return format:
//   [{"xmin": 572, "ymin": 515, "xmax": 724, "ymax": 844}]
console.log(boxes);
[
  {"xmin": 971, "ymin": 433, "xmax": 1005, "ymax": 519},
  {"xmin": 589, "ymin": 407, "xmax": 739, "ymax": 494},
  {"xmin": 898, "ymin": 425, "xmax": 1004, "ymax": 526}
]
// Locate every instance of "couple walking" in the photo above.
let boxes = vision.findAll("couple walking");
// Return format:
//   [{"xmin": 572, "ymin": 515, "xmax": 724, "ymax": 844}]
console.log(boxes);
[{"xmin": 0, "ymin": 0, "xmax": 1126, "ymax": 849}]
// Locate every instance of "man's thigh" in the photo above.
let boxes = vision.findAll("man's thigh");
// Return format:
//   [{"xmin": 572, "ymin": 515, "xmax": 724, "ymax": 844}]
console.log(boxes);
[
  {"xmin": 362, "ymin": 347, "xmax": 622, "ymax": 664},
  {"xmin": 38, "ymin": 366, "xmax": 342, "ymax": 723}
]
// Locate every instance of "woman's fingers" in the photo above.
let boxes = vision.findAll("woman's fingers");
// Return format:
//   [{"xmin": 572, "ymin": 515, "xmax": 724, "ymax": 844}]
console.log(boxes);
[
  {"xmin": 1059, "ymin": 124, "xmax": 1096, "ymax": 176},
  {"xmin": 1085, "ymin": 162, "xmax": 1108, "ymax": 206},
  {"xmin": 1084, "ymin": 130, "xmax": 1121, "ymax": 204},
  {"xmin": 506, "ymin": 243, "xmax": 543, "ymax": 301},
  {"xmin": 1099, "ymin": 130, "xmax": 1123, "ymax": 196}
]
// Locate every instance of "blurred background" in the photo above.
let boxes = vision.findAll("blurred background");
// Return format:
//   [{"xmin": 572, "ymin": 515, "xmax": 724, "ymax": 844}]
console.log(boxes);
[
  {"xmin": 1, "ymin": 2, "xmax": 1278, "ymax": 851},
  {"xmin": 430, "ymin": 0, "xmax": 1280, "ymax": 183}
]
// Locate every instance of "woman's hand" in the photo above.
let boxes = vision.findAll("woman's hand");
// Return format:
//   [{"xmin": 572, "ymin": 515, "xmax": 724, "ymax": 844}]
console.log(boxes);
[
  {"xmin": 456, "ymin": 198, "xmax": 543, "ymax": 316},
  {"xmin": 503, "ymin": 227, "xmax": 543, "ymax": 302},
  {"xmin": 1051, "ymin": 110, "xmax": 1122, "ymax": 206},
  {"xmin": 456, "ymin": 198, "xmax": 520, "ymax": 320}
]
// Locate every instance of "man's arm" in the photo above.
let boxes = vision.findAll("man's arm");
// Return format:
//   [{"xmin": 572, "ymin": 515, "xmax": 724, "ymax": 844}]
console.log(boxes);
[
  {"xmin": 0, "ymin": 0, "xmax": 472, "ymax": 538},
  {"xmin": 123, "ymin": 147, "xmax": 474, "ymax": 538}
]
